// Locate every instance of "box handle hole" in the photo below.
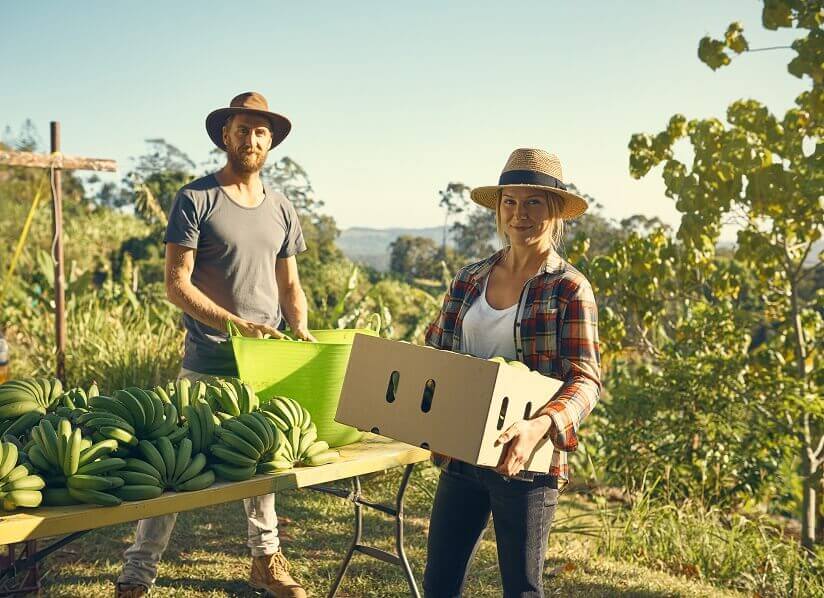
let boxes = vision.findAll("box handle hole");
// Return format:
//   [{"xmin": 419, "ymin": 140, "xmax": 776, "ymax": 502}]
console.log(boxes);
[
  {"xmin": 386, "ymin": 371, "xmax": 400, "ymax": 403},
  {"xmin": 420, "ymin": 442, "xmax": 430, "ymax": 450},
  {"xmin": 371, "ymin": 427, "xmax": 380, "ymax": 434},
  {"xmin": 523, "ymin": 402, "xmax": 532, "ymax": 419},
  {"xmin": 497, "ymin": 397, "xmax": 509, "ymax": 430},
  {"xmin": 420, "ymin": 379, "xmax": 436, "ymax": 413}
]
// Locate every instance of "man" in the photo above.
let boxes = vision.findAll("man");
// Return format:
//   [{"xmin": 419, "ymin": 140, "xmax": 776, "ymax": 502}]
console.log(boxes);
[{"xmin": 116, "ymin": 92, "xmax": 313, "ymax": 598}]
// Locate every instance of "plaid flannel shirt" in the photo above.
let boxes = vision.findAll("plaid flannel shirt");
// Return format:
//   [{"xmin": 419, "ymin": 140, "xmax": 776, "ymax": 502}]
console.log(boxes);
[{"xmin": 425, "ymin": 248, "xmax": 601, "ymax": 481}]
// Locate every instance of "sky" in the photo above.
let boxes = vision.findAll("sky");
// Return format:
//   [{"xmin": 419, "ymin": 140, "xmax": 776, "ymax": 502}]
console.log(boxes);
[{"xmin": 1, "ymin": 1, "xmax": 807, "ymax": 236}]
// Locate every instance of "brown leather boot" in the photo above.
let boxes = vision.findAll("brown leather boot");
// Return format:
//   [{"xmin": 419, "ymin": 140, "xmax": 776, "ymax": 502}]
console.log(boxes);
[
  {"xmin": 249, "ymin": 551, "xmax": 307, "ymax": 598},
  {"xmin": 114, "ymin": 582, "xmax": 149, "ymax": 597}
]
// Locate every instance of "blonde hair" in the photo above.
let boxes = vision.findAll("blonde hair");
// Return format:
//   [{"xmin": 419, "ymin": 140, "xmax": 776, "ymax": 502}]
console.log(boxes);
[{"xmin": 495, "ymin": 190, "xmax": 565, "ymax": 251}]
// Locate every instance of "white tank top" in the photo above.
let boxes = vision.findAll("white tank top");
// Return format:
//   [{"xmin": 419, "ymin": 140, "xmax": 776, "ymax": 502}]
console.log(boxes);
[{"xmin": 460, "ymin": 276, "xmax": 518, "ymax": 360}]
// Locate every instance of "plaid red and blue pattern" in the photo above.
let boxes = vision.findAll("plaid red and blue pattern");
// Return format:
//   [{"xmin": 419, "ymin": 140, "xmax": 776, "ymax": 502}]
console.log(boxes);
[{"xmin": 425, "ymin": 249, "xmax": 601, "ymax": 480}]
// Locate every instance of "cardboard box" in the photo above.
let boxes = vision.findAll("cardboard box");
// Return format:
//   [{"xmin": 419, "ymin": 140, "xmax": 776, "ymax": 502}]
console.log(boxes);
[{"xmin": 335, "ymin": 335, "xmax": 565, "ymax": 473}]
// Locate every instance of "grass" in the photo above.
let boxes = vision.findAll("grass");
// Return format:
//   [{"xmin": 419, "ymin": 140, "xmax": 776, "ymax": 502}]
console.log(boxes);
[{"xmin": 29, "ymin": 464, "xmax": 744, "ymax": 598}]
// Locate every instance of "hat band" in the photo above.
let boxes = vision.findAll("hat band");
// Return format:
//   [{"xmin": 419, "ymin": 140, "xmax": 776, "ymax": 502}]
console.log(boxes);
[{"xmin": 498, "ymin": 170, "xmax": 567, "ymax": 191}]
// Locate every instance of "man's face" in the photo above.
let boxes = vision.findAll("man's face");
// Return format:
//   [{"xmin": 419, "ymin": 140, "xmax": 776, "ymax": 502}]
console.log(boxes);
[{"xmin": 223, "ymin": 113, "xmax": 272, "ymax": 174}]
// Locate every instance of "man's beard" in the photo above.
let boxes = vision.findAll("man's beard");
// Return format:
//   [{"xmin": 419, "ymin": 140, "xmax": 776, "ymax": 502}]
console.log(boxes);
[{"xmin": 226, "ymin": 144, "xmax": 267, "ymax": 174}]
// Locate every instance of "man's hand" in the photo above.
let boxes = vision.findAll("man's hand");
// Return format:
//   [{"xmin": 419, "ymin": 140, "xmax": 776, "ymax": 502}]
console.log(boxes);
[
  {"xmin": 233, "ymin": 319, "xmax": 285, "ymax": 339},
  {"xmin": 494, "ymin": 415, "xmax": 552, "ymax": 477},
  {"xmin": 293, "ymin": 327, "xmax": 317, "ymax": 342}
]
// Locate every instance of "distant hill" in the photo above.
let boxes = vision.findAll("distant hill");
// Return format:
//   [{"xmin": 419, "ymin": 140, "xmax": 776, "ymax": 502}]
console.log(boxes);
[{"xmin": 337, "ymin": 226, "xmax": 445, "ymax": 271}]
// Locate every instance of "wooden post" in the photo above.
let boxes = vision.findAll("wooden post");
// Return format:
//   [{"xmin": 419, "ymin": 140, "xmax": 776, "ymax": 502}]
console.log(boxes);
[{"xmin": 50, "ymin": 122, "xmax": 67, "ymax": 383}]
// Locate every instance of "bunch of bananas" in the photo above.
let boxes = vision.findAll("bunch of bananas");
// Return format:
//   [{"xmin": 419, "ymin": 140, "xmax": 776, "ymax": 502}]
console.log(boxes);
[
  {"xmin": 155, "ymin": 379, "xmax": 207, "ymax": 423},
  {"xmin": 261, "ymin": 397, "xmax": 339, "ymax": 469},
  {"xmin": 0, "ymin": 377, "xmax": 63, "ymax": 420},
  {"xmin": 182, "ymin": 400, "xmax": 218, "ymax": 454},
  {"xmin": 59, "ymin": 382, "xmax": 99, "ymax": 411},
  {"xmin": 0, "ymin": 440, "xmax": 45, "ymax": 510},
  {"xmin": 27, "ymin": 418, "xmax": 127, "ymax": 506},
  {"xmin": 209, "ymin": 412, "xmax": 279, "ymax": 481},
  {"xmin": 82, "ymin": 389, "xmax": 186, "ymax": 449},
  {"xmin": 205, "ymin": 377, "xmax": 259, "ymax": 417},
  {"xmin": 114, "ymin": 438, "xmax": 214, "ymax": 499}
]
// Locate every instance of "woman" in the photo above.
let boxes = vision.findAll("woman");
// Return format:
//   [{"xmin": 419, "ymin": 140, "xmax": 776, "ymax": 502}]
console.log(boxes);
[{"xmin": 423, "ymin": 148, "xmax": 601, "ymax": 598}]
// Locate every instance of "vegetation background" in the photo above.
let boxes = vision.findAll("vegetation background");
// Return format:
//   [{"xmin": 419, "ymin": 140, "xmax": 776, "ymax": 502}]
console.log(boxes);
[{"xmin": 0, "ymin": 1, "xmax": 821, "ymax": 595}]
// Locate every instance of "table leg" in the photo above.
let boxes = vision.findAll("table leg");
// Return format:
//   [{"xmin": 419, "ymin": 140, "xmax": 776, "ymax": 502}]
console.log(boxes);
[
  {"xmin": 310, "ymin": 463, "xmax": 421, "ymax": 598},
  {"xmin": 0, "ymin": 531, "xmax": 89, "ymax": 596}
]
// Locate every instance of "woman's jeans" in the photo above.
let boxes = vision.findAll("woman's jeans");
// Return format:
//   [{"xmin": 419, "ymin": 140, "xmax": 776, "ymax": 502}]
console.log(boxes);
[{"xmin": 423, "ymin": 460, "xmax": 559, "ymax": 598}]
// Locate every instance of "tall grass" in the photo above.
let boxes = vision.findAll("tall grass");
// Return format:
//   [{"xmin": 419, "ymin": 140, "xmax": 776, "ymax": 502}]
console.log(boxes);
[
  {"xmin": 6, "ymin": 281, "xmax": 182, "ymax": 391},
  {"xmin": 598, "ymin": 487, "xmax": 824, "ymax": 597}
]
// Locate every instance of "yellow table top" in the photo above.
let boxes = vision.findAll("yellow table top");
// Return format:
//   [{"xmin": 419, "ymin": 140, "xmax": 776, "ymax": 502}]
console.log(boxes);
[{"xmin": 0, "ymin": 436, "xmax": 430, "ymax": 545}]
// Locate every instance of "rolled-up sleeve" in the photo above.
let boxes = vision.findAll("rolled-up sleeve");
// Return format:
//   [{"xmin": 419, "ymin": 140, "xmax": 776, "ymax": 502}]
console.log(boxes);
[{"xmin": 542, "ymin": 281, "xmax": 601, "ymax": 452}]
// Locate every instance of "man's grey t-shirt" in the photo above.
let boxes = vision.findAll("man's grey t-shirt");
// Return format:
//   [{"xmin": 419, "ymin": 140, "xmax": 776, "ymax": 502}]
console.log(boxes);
[{"xmin": 164, "ymin": 174, "xmax": 306, "ymax": 376}]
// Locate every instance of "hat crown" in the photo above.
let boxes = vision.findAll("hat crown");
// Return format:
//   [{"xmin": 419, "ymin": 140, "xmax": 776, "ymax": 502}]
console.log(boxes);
[
  {"xmin": 229, "ymin": 91, "xmax": 270, "ymax": 112},
  {"xmin": 502, "ymin": 148, "xmax": 564, "ymax": 183}
]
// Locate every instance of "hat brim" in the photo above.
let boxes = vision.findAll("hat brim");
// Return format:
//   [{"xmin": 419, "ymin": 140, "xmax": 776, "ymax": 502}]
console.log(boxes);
[
  {"xmin": 205, "ymin": 107, "xmax": 291, "ymax": 151},
  {"xmin": 470, "ymin": 184, "xmax": 588, "ymax": 220}
]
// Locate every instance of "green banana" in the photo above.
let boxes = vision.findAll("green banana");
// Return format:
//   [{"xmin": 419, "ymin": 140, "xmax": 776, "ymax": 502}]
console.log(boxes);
[
  {"xmin": 156, "ymin": 437, "xmax": 175, "ymax": 485},
  {"xmin": 0, "ymin": 442, "xmax": 19, "ymax": 479},
  {"xmin": 115, "ymin": 484, "xmax": 163, "ymax": 501},
  {"xmin": 89, "ymin": 396, "xmax": 133, "ymax": 423},
  {"xmin": 298, "ymin": 425, "xmax": 318, "ymax": 458},
  {"xmin": 43, "ymin": 487, "xmax": 78, "ymax": 506},
  {"xmin": 174, "ymin": 469, "xmax": 214, "ymax": 492},
  {"xmin": 64, "ymin": 428, "xmax": 82, "ymax": 477},
  {"xmin": 224, "ymin": 419, "xmax": 265, "ymax": 454},
  {"xmin": 39, "ymin": 419, "xmax": 60, "ymax": 465},
  {"xmin": 123, "ymin": 457, "xmax": 162, "ymax": 480},
  {"xmin": 4, "ymin": 412, "xmax": 43, "ymax": 439},
  {"xmin": 3, "ymin": 489, "xmax": 43, "ymax": 510},
  {"xmin": 26, "ymin": 445, "xmax": 53, "ymax": 473},
  {"xmin": 67, "ymin": 474, "xmax": 124, "ymax": 491},
  {"xmin": 173, "ymin": 438, "xmax": 192, "ymax": 482},
  {"xmin": 303, "ymin": 449, "xmax": 340, "ymax": 466},
  {"xmin": 216, "ymin": 429, "xmax": 261, "ymax": 460},
  {"xmin": 117, "ymin": 470, "xmax": 162, "ymax": 487},
  {"xmin": 0, "ymin": 402, "xmax": 44, "ymax": 420},
  {"xmin": 167, "ymin": 423, "xmax": 189, "ymax": 444},
  {"xmin": 175, "ymin": 453, "xmax": 207, "ymax": 484},
  {"xmin": 242, "ymin": 413, "xmax": 273, "ymax": 454},
  {"xmin": 114, "ymin": 390, "xmax": 146, "ymax": 433},
  {"xmin": 100, "ymin": 426, "xmax": 138, "ymax": 447},
  {"xmin": 210, "ymin": 444, "xmax": 257, "ymax": 467},
  {"xmin": 302, "ymin": 440, "xmax": 330, "ymax": 459},
  {"xmin": 78, "ymin": 439, "xmax": 119, "ymax": 466},
  {"xmin": 211, "ymin": 462, "xmax": 255, "ymax": 482},
  {"xmin": 2, "ymin": 464, "xmax": 30, "ymax": 484},
  {"xmin": 1, "ymin": 474, "xmax": 45, "ymax": 492},
  {"xmin": 257, "ymin": 460, "xmax": 292, "ymax": 474},
  {"xmin": 184, "ymin": 406, "xmax": 202, "ymax": 454},
  {"xmin": 198, "ymin": 402, "xmax": 215, "ymax": 450},
  {"xmin": 76, "ymin": 457, "xmax": 127, "ymax": 476},
  {"xmin": 67, "ymin": 487, "xmax": 122, "ymax": 506},
  {"xmin": 138, "ymin": 440, "xmax": 166, "ymax": 483}
]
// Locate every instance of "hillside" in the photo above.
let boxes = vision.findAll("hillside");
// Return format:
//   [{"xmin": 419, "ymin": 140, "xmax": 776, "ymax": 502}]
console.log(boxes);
[{"xmin": 337, "ymin": 226, "xmax": 445, "ymax": 271}]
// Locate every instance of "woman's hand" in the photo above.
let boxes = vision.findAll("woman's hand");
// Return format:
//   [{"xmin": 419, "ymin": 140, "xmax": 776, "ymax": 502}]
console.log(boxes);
[{"xmin": 495, "ymin": 415, "xmax": 552, "ymax": 477}]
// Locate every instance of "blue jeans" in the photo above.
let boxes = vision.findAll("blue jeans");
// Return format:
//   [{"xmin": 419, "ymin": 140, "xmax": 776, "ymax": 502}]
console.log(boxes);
[{"xmin": 423, "ymin": 460, "xmax": 559, "ymax": 598}]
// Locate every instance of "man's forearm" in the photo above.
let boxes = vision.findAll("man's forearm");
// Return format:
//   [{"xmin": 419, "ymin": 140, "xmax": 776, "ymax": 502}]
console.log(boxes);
[
  {"xmin": 167, "ymin": 278, "xmax": 241, "ymax": 332},
  {"xmin": 280, "ymin": 285, "xmax": 309, "ymax": 332}
]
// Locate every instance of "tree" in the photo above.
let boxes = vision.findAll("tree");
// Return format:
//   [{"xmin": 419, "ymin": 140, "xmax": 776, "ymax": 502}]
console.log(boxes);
[
  {"xmin": 388, "ymin": 235, "xmax": 441, "ymax": 280},
  {"xmin": 438, "ymin": 182, "xmax": 470, "ymax": 258},
  {"xmin": 628, "ymin": 1, "xmax": 823, "ymax": 550}
]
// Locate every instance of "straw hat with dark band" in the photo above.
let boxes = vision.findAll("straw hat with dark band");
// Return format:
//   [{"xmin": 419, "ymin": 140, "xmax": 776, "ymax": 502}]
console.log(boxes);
[
  {"xmin": 470, "ymin": 148, "xmax": 588, "ymax": 219},
  {"xmin": 205, "ymin": 92, "xmax": 291, "ymax": 151}
]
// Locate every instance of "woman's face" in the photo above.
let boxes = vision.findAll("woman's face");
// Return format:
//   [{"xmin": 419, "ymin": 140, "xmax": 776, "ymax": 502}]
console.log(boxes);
[{"xmin": 499, "ymin": 187, "xmax": 554, "ymax": 247}]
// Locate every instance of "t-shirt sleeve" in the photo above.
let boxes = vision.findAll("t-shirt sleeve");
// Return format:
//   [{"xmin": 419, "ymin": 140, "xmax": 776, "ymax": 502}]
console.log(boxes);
[
  {"xmin": 278, "ymin": 199, "xmax": 307, "ymax": 258},
  {"xmin": 164, "ymin": 191, "xmax": 200, "ymax": 249}
]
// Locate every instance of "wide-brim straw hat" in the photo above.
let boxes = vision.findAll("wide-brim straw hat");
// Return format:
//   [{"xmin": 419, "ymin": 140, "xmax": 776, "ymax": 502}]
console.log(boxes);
[
  {"xmin": 205, "ymin": 92, "xmax": 291, "ymax": 151},
  {"xmin": 470, "ymin": 148, "xmax": 588, "ymax": 219}
]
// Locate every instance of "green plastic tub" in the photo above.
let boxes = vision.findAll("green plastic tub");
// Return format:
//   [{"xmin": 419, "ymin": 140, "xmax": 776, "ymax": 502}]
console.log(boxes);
[{"xmin": 228, "ymin": 319, "xmax": 379, "ymax": 447}]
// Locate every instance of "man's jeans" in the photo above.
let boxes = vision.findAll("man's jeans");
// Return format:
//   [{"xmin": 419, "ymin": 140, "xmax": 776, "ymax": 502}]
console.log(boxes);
[
  {"xmin": 117, "ymin": 368, "xmax": 279, "ymax": 588},
  {"xmin": 423, "ymin": 460, "xmax": 559, "ymax": 598}
]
